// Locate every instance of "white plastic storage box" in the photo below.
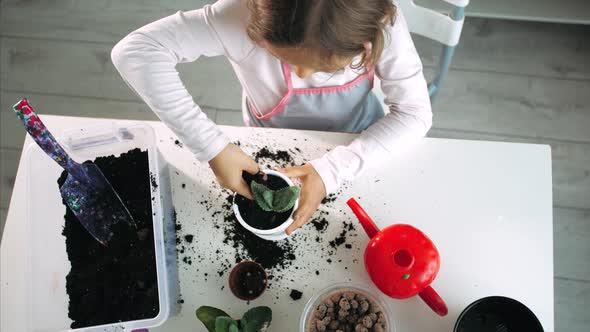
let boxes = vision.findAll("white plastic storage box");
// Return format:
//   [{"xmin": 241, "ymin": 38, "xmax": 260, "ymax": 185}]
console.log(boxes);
[{"xmin": 24, "ymin": 122, "xmax": 176, "ymax": 332}]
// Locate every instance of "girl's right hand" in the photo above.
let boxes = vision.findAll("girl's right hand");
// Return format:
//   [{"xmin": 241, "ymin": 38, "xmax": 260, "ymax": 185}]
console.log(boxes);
[{"xmin": 208, "ymin": 143, "xmax": 259, "ymax": 200}]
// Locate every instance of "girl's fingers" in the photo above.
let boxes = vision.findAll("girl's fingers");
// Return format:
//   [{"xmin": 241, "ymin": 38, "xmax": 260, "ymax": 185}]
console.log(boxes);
[
  {"xmin": 287, "ymin": 200, "xmax": 314, "ymax": 235},
  {"xmin": 234, "ymin": 178, "xmax": 254, "ymax": 200},
  {"xmin": 245, "ymin": 160, "xmax": 260, "ymax": 175},
  {"xmin": 280, "ymin": 163, "xmax": 323, "ymax": 235},
  {"xmin": 286, "ymin": 210, "xmax": 312, "ymax": 235}
]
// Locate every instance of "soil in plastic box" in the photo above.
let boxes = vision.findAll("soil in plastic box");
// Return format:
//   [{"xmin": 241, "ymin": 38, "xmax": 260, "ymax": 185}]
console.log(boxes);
[{"xmin": 58, "ymin": 148, "xmax": 159, "ymax": 328}]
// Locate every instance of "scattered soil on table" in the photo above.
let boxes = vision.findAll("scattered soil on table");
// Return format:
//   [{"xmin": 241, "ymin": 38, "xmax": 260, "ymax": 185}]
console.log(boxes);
[
  {"xmin": 321, "ymin": 193, "xmax": 338, "ymax": 204},
  {"xmin": 254, "ymin": 147, "xmax": 293, "ymax": 166},
  {"xmin": 329, "ymin": 221, "xmax": 356, "ymax": 249},
  {"xmin": 174, "ymin": 145, "xmax": 362, "ymax": 298},
  {"xmin": 311, "ymin": 218, "xmax": 329, "ymax": 232},
  {"xmin": 235, "ymin": 171, "xmax": 293, "ymax": 230},
  {"xmin": 290, "ymin": 289, "xmax": 303, "ymax": 301},
  {"xmin": 175, "ymin": 217, "xmax": 182, "ymax": 231},
  {"xmin": 150, "ymin": 173, "xmax": 158, "ymax": 190},
  {"xmin": 59, "ymin": 148, "xmax": 159, "ymax": 328}
]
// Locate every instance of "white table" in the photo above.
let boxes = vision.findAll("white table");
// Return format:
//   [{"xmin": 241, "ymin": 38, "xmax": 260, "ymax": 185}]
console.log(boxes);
[{"xmin": 1, "ymin": 115, "xmax": 554, "ymax": 332}]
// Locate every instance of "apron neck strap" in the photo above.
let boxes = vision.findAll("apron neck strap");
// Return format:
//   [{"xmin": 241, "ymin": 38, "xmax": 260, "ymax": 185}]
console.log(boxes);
[{"xmin": 281, "ymin": 62, "xmax": 294, "ymax": 91}]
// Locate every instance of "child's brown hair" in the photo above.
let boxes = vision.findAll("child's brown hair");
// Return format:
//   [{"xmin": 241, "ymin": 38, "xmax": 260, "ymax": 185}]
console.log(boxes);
[{"xmin": 247, "ymin": 0, "xmax": 396, "ymax": 70}]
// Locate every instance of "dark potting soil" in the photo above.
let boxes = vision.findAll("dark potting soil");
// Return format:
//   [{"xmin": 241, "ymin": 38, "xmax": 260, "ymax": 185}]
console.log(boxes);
[
  {"xmin": 254, "ymin": 147, "xmax": 293, "ymax": 165},
  {"xmin": 311, "ymin": 217, "xmax": 329, "ymax": 232},
  {"xmin": 329, "ymin": 222, "xmax": 356, "ymax": 249},
  {"xmin": 235, "ymin": 171, "xmax": 293, "ymax": 230},
  {"xmin": 59, "ymin": 148, "xmax": 159, "ymax": 328},
  {"xmin": 290, "ymin": 289, "xmax": 303, "ymax": 301}
]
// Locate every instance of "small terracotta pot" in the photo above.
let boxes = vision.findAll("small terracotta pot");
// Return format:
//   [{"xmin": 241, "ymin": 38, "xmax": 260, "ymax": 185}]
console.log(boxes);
[{"xmin": 228, "ymin": 261, "xmax": 268, "ymax": 301}]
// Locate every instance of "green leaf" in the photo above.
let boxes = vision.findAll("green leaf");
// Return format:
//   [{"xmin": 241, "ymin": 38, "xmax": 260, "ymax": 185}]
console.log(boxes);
[
  {"xmin": 250, "ymin": 181, "xmax": 300, "ymax": 213},
  {"xmin": 196, "ymin": 306, "xmax": 231, "ymax": 332},
  {"xmin": 241, "ymin": 306, "xmax": 272, "ymax": 332},
  {"xmin": 262, "ymin": 189, "xmax": 274, "ymax": 209},
  {"xmin": 216, "ymin": 316, "xmax": 239, "ymax": 332},
  {"xmin": 251, "ymin": 181, "xmax": 273, "ymax": 212},
  {"xmin": 272, "ymin": 186, "xmax": 300, "ymax": 212}
]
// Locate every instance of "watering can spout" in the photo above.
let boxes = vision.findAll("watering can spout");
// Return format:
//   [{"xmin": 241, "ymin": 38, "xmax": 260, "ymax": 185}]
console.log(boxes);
[{"xmin": 346, "ymin": 198, "xmax": 380, "ymax": 239}]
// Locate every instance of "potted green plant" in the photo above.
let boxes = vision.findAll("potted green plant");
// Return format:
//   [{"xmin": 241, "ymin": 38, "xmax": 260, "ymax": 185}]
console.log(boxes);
[
  {"xmin": 196, "ymin": 306, "xmax": 272, "ymax": 332},
  {"xmin": 233, "ymin": 170, "xmax": 300, "ymax": 241}
]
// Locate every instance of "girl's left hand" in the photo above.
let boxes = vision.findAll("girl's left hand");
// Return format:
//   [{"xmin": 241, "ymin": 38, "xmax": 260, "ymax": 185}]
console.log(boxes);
[{"xmin": 278, "ymin": 164, "xmax": 327, "ymax": 235}]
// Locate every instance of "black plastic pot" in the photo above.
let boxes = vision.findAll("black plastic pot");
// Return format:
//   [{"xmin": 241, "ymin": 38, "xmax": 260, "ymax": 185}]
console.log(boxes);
[{"xmin": 454, "ymin": 296, "xmax": 543, "ymax": 332}]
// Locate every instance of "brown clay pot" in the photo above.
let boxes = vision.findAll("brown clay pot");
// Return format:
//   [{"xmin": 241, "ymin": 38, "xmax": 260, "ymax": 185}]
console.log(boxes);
[{"xmin": 228, "ymin": 261, "xmax": 268, "ymax": 301}]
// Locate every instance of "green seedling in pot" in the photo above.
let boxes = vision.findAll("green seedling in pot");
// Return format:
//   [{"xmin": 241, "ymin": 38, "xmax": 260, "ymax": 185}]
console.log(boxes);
[
  {"xmin": 251, "ymin": 181, "xmax": 300, "ymax": 213},
  {"xmin": 196, "ymin": 306, "xmax": 272, "ymax": 332}
]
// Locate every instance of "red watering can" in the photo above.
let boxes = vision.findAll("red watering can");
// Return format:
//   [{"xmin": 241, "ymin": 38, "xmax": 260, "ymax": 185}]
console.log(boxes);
[{"xmin": 347, "ymin": 198, "xmax": 448, "ymax": 316}]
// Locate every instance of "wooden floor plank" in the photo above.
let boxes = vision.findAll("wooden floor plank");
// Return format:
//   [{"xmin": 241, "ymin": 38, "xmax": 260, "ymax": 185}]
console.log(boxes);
[
  {"xmin": 417, "ymin": 0, "xmax": 590, "ymax": 25},
  {"xmin": 0, "ymin": 37, "xmax": 242, "ymax": 111},
  {"xmin": 554, "ymin": 208, "xmax": 590, "ymax": 281},
  {"xmin": 0, "ymin": 0, "xmax": 212, "ymax": 44},
  {"xmin": 216, "ymin": 109, "xmax": 244, "ymax": 127},
  {"xmin": 3, "ymin": 37, "xmax": 589, "ymax": 143},
  {"xmin": 2, "ymin": 0, "xmax": 589, "ymax": 80},
  {"xmin": 426, "ymin": 67, "xmax": 590, "ymax": 143},
  {"xmin": 555, "ymin": 278, "xmax": 590, "ymax": 332},
  {"xmin": 414, "ymin": 18, "xmax": 590, "ymax": 80},
  {"xmin": 0, "ymin": 149, "xmax": 20, "ymax": 210},
  {"xmin": 0, "ymin": 208, "xmax": 6, "ymax": 243},
  {"xmin": 429, "ymin": 128, "xmax": 590, "ymax": 210}
]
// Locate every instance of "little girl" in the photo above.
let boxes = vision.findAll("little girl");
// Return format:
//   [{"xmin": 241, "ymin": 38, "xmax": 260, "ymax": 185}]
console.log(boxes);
[{"xmin": 112, "ymin": 0, "xmax": 432, "ymax": 235}]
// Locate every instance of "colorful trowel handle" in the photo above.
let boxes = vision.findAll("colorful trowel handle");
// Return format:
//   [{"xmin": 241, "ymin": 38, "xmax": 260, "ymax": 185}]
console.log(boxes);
[{"xmin": 13, "ymin": 99, "xmax": 84, "ymax": 179}]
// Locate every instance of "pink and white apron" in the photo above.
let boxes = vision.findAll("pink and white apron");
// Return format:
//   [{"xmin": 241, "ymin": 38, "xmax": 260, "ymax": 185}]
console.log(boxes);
[{"xmin": 246, "ymin": 63, "xmax": 384, "ymax": 133}]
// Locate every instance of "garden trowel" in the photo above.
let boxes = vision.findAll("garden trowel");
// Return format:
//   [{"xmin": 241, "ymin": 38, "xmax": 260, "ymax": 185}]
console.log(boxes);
[{"xmin": 13, "ymin": 99, "xmax": 135, "ymax": 246}]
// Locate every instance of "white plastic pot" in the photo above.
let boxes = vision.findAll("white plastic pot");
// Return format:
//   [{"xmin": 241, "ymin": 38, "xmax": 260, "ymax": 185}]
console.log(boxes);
[{"xmin": 233, "ymin": 169, "xmax": 299, "ymax": 241}]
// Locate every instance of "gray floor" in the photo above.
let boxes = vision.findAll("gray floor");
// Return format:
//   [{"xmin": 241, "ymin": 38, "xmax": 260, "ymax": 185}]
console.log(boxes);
[{"xmin": 0, "ymin": 1, "xmax": 588, "ymax": 331}]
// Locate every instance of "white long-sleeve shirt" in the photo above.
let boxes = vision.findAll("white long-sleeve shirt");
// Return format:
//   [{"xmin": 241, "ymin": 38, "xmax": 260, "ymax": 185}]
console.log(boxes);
[{"xmin": 111, "ymin": 0, "xmax": 432, "ymax": 194}]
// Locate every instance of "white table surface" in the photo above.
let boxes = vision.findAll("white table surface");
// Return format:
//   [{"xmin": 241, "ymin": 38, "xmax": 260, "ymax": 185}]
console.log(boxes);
[{"xmin": 1, "ymin": 115, "xmax": 554, "ymax": 332}]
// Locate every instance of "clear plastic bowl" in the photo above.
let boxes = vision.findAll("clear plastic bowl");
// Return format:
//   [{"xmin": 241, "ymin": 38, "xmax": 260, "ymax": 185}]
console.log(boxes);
[{"xmin": 300, "ymin": 283, "xmax": 396, "ymax": 332}]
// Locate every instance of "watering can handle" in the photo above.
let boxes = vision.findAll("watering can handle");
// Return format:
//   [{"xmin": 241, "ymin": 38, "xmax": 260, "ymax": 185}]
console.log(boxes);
[
  {"xmin": 346, "ymin": 198, "xmax": 380, "ymax": 238},
  {"xmin": 419, "ymin": 286, "xmax": 448, "ymax": 316},
  {"xmin": 13, "ymin": 99, "xmax": 83, "ymax": 178}
]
